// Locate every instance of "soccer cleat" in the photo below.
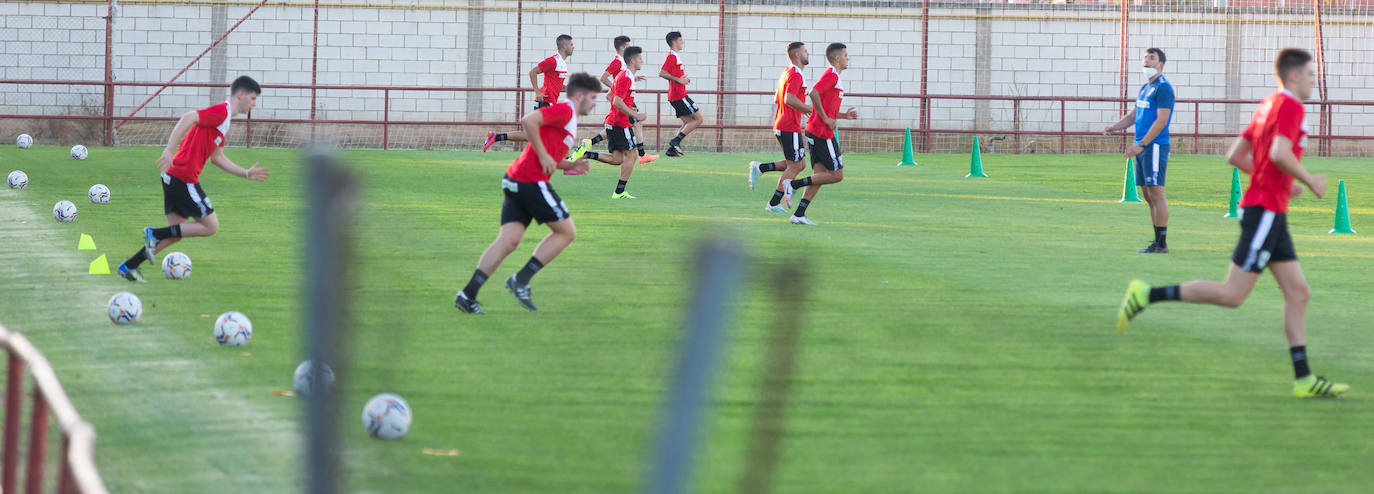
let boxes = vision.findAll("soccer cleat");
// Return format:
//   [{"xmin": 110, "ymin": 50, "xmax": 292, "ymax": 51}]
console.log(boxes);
[
  {"xmin": 665, "ymin": 145, "xmax": 685, "ymax": 157},
  {"xmin": 1138, "ymin": 242, "xmax": 1169, "ymax": 254},
  {"xmin": 1116, "ymin": 279, "xmax": 1151, "ymax": 331},
  {"xmin": 748, "ymin": 161, "xmax": 762, "ymax": 190},
  {"xmin": 783, "ymin": 180, "xmax": 795, "ymax": 209},
  {"xmin": 1294, "ymin": 375, "xmax": 1349, "ymax": 398},
  {"xmin": 790, "ymin": 215, "xmax": 818, "ymax": 226},
  {"xmin": 453, "ymin": 291, "xmax": 485, "ymax": 314},
  {"xmin": 638, "ymin": 153, "xmax": 658, "ymax": 164},
  {"xmin": 569, "ymin": 138, "xmax": 591, "ymax": 161},
  {"xmin": 142, "ymin": 227, "xmax": 158, "ymax": 263},
  {"xmin": 117, "ymin": 263, "xmax": 146, "ymax": 283},
  {"xmin": 506, "ymin": 275, "xmax": 538, "ymax": 311},
  {"xmin": 765, "ymin": 204, "xmax": 788, "ymax": 214},
  {"xmin": 612, "ymin": 191, "xmax": 636, "ymax": 199},
  {"xmin": 482, "ymin": 131, "xmax": 497, "ymax": 152}
]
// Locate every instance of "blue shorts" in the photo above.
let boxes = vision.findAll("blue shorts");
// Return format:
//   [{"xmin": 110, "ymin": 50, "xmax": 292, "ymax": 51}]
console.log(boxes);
[{"xmin": 1134, "ymin": 143, "xmax": 1169, "ymax": 187}]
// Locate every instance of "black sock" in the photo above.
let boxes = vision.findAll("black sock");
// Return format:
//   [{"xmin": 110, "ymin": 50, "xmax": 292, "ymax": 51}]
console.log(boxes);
[
  {"xmin": 152, "ymin": 225, "xmax": 181, "ymax": 241},
  {"xmin": 1148, "ymin": 285, "xmax": 1180, "ymax": 303},
  {"xmin": 462, "ymin": 269, "xmax": 489, "ymax": 299},
  {"xmin": 1155, "ymin": 226, "xmax": 1167, "ymax": 247},
  {"xmin": 616, "ymin": 180, "xmax": 628, "ymax": 194},
  {"xmin": 769, "ymin": 190, "xmax": 784, "ymax": 206},
  {"xmin": 636, "ymin": 143, "xmax": 646, "ymax": 157},
  {"xmin": 789, "ymin": 177, "xmax": 812, "ymax": 189},
  {"xmin": 590, "ymin": 134, "xmax": 604, "ymax": 145},
  {"xmin": 584, "ymin": 151, "xmax": 599, "ymax": 160},
  {"xmin": 1290, "ymin": 346, "xmax": 1311, "ymax": 379},
  {"xmin": 125, "ymin": 250, "xmax": 147, "ymax": 269},
  {"xmin": 494, "ymin": 133, "xmax": 508, "ymax": 142},
  {"xmin": 758, "ymin": 162, "xmax": 777, "ymax": 173},
  {"xmin": 671, "ymin": 132, "xmax": 687, "ymax": 146},
  {"xmin": 515, "ymin": 257, "xmax": 544, "ymax": 284},
  {"xmin": 794, "ymin": 198, "xmax": 811, "ymax": 217}
]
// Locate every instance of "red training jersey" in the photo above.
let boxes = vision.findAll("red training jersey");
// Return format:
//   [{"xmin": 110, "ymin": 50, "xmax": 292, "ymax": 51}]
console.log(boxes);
[
  {"xmin": 1240, "ymin": 89, "xmax": 1308, "ymax": 213},
  {"xmin": 536, "ymin": 53, "xmax": 569, "ymax": 103},
  {"xmin": 604, "ymin": 70, "xmax": 637, "ymax": 128},
  {"xmin": 662, "ymin": 50, "xmax": 687, "ymax": 101},
  {"xmin": 506, "ymin": 101, "xmax": 578, "ymax": 183},
  {"xmin": 804, "ymin": 67, "xmax": 845, "ymax": 140},
  {"xmin": 604, "ymin": 54, "xmax": 623, "ymax": 77},
  {"xmin": 166, "ymin": 101, "xmax": 231, "ymax": 184},
  {"xmin": 773, "ymin": 65, "xmax": 808, "ymax": 133}
]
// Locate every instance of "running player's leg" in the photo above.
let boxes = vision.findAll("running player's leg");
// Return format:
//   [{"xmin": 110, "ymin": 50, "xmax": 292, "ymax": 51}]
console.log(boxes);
[
  {"xmin": 530, "ymin": 219, "xmax": 575, "ymax": 273},
  {"xmin": 476, "ymin": 222, "xmax": 527, "ymax": 276},
  {"xmin": 148, "ymin": 212, "xmax": 189, "ymax": 254},
  {"xmin": 614, "ymin": 150, "xmax": 637, "ymax": 198},
  {"xmin": 457, "ymin": 221, "xmax": 527, "ymax": 312},
  {"xmin": 1116, "ymin": 262, "xmax": 1260, "ymax": 331},
  {"xmin": 1269, "ymin": 260, "xmax": 1344, "ymax": 396}
]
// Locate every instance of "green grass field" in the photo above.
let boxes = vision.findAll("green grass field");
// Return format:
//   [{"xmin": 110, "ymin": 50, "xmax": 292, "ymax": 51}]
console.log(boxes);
[{"xmin": 1, "ymin": 145, "xmax": 1372, "ymax": 492}]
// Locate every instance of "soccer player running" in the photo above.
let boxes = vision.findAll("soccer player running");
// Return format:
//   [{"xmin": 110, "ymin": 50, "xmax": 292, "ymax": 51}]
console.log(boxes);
[
  {"xmin": 748, "ymin": 42, "xmax": 813, "ymax": 213},
  {"xmin": 782, "ymin": 43, "xmax": 858, "ymax": 226},
  {"xmin": 659, "ymin": 31, "xmax": 702, "ymax": 157},
  {"xmin": 1117, "ymin": 48, "xmax": 1348, "ymax": 398},
  {"xmin": 581, "ymin": 46, "xmax": 648, "ymax": 199},
  {"xmin": 579, "ymin": 35, "xmax": 656, "ymax": 166},
  {"xmin": 1105, "ymin": 48, "xmax": 1175, "ymax": 253},
  {"xmin": 117, "ymin": 76, "xmax": 270, "ymax": 282},
  {"xmin": 455, "ymin": 73, "xmax": 600, "ymax": 314},
  {"xmin": 484, "ymin": 34, "xmax": 574, "ymax": 151}
]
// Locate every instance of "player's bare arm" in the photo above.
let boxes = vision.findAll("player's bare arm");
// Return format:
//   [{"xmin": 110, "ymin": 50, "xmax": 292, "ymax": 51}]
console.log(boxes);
[
  {"xmin": 209, "ymin": 148, "xmax": 269, "ymax": 182},
  {"xmin": 1123, "ymin": 108, "xmax": 1171, "ymax": 158},
  {"xmin": 809, "ymin": 90, "xmax": 833, "ymax": 129},
  {"xmin": 1104, "ymin": 108, "xmax": 1137, "ymax": 135},
  {"xmin": 518, "ymin": 110, "xmax": 557, "ymax": 175},
  {"xmin": 529, "ymin": 66, "xmax": 544, "ymax": 102},
  {"xmin": 158, "ymin": 110, "xmax": 200, "ymax": 171},
  {"xmin": 785, "ymin": 92, "xmax": 812, "ymax": 114},
  {"xmin": 1225, "ymin": 136, "xmax": 1254, "ymax": 174},
  {"xmin": 1270, "ymin": 135, "xmax": 1326, "ymax": 198}
]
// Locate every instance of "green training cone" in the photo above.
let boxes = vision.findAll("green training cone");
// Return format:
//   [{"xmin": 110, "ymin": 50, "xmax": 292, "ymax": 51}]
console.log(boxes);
[
  {"xmin": 1224, "ymin": 167, "xmax": 1241, "ymax": 218},
  {"xmin": 966, "ymin": 136, "xmax": 988, "ymax": 178},
  {"xmin": 77, "ymin": 233, "xmax": 96, "ymax": 250},
  {"xmin": 1120, "ymin": 159, "xmax": 1142, "ymax": 203},
  {"xmin": 897, "ymin": 127, "xmax": 918, "ymax": 166},
  {"xmin": 1330, "ymin": 179, "xmax": 1356, "ymax": 234}
]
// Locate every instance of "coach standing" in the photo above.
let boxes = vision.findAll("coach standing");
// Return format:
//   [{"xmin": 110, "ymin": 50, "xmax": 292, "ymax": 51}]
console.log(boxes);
[{"xmin": 1106, "ymin": 48, "xmax": 1175, "ymax": 254}]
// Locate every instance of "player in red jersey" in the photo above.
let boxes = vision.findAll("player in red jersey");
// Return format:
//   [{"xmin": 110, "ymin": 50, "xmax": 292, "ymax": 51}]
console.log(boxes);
[
  {"xmin": 581, "ymin": 46, "xmax": 648, "ymax": 199},
  {"xmin": 117, "ymin": 76, "xmax": 269, "ymax": 282},
  {"xmin": 580, "ymin": 35, "xmax": 656, "ymax": 166},
  {"xmin": 782, "ymin": 43, "xmax": 858, "ymax": 226},
  {"xmin": 659, "ymin": 31, "xmax": 702, "ymax": 157},
  {"xmin": 455, "ymin": 73, "xmax": 601, "ymax": 314},
  {"xmin": 484, "ymin": 35, "xmax": 575, "ymax": 151},
  {"xmin": 1117, "ymin": 48, "xmax": 1348, "ymax": 398},
  {"xmin": 747, "ymin": 42, "xmax": 813, "ymax": 212}
]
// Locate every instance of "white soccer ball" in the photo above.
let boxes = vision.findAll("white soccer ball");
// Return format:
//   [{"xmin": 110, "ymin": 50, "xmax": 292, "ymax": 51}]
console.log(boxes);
[
  {"xmin": 7, "ymin": 170, "xmax": 26, "ymax": 189},
  {"xmin": 161, "ymin": 251, "xmax": 192, "ymax": 280},
  {"xmin": 107, "ymin": 292, "xmax": 142, "ymax": 325},
  {"xmin": 361, "ymin": 393, "xmax": 411, "ymax": 440},
  {"xmin": 88, "ymin": 184, "xmax": 110, "ymax": 204},
  {"xmin": 213, "ymin": 311, "xmax": 253, "ymax": 346},
  {"xmin": 16, "ymin": 134, "xmax": 32, "ymax": 149},
  {"xmin": 70, "ymin": 145, "xmax": 87, "ymax": 160},
  {"xmin": 52, "ymin": 200, "xmax": 77, "ymax": 222},
  {"xmin": 293, "ymin": 361, "xmax": 336, "ymax": 397}
]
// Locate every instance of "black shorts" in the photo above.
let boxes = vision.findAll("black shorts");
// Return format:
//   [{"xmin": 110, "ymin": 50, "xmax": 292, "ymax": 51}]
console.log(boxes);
[
  {"xmin": 670, "ymin": 96, "xmax": 700, "ymax": 118},
  {"xmin": 500, "ymin": 175, "xmax": 570, "ymax": 226},
  {"xmin": 1231, "ymin": 205, "xmax": 1297, "ymax": 273},
  {"xmin": 775, "ymin": 130, "xmax": 806, "ymax": 162},
  {"xmin": 162, "ymin": 172, "xmax": 214, "ymax": 219},
  {"xmin": 605, "ymin": 125, "xmax": 637, "ymax": 152},
  {"xmin": 806, "ymin": 132, "xmax": 843, "ymax": 171},
  {"xmin": 630, "ymin": 104, "xmax": 639, "ymax": 125},
  {"xmin": 533, "ymin": 100, "xmax": 553, "ymax": 110}
]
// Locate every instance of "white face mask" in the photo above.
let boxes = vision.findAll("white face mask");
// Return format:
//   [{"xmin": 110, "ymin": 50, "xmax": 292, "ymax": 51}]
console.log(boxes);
[{"xmin": 1142, "ymin": 67, "xmax": 1158, "ymax": 79}]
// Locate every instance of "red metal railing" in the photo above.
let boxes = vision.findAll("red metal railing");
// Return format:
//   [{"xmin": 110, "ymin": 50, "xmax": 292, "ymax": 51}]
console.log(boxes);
[{"xmin": 3, "ymin": 79, "xmax": 1374, "ymax": 155}]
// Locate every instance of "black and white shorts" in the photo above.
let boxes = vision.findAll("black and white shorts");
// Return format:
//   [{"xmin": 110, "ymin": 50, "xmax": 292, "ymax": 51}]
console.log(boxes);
[
  {"xmin": 806, "ymin": 132, "xmax": 844, "ymax": 171},
  {"xmin": 669, "ymin": 96, "xmax": 700, "ymax": 118},
  {"xmin": 162, "ymin": 172, "xmax": 214, "ymax": 219},
  {"xmin": 605, "ymin": 125, "xmax": 637, "ymax": 152},
  {"xmin": 1231, "ymin": 205, "xmax": 1297, "ymax": 273},
  {"xmin": 533, "ymin": 100, "xmax": 553, "ymax": 110},
  {"xmin": 500, "ymin": 175, "xmax": 570, "ymax": 226},
  {"xmin": 775, "ymin": 130, "xmax": 806, "ymax": 162},
  {"xmin": 630, "ymin": 104, "xmax": 639, "ymax": 125}
]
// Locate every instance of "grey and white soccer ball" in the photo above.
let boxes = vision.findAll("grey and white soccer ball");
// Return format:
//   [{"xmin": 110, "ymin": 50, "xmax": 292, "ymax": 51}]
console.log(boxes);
[
  {"xmin": 293, "ymin": 361, "xmax": 336, "ymax": 397},
  {"xmin": 161, "ymin": 251, "xmax": 192, "ymax": 280},
  {"xmin": 7, "ymin": 170, "xmax": 27, "ymax": 189},
  {"xmin": 213, "ymin": 311, "xmax": 253, "ymax": 346},
  {"xmin": 88, "ymin": 184, "xmax": 110, "ymax": 204},
  {"xmin": 361, "ymin": 393, "xmax": 411, "ymax": 440},
  {"xmin": 16, "ymin": 134, "xmax": 32, "ymax": 149},
  {"xmin": 52, "ymin": 200, "xmax": 77, "ymax": 222},
  {"xmin": 107, "ymin": 292, "xmax": 142, "ymax": 325},
  {"xmin": 70, "ymin": 144, "xmax": 87, "ymax": 160}
]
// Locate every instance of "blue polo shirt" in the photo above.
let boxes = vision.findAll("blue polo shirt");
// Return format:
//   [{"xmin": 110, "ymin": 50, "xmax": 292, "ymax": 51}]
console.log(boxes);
[{"xmin": 1134, "ymin": 75, "xmax": 1175, "ymax": 146}]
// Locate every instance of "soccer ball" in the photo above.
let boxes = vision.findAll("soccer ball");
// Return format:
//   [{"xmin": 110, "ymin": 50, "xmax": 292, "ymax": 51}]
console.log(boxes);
[
  {"xmin": 107, "ymin": 292, "xmax": 142, "ymax": 325},
  {"xmin": 7, "ymin": 170, "xmax": 26, "ymax": 189},
  {"xmin": 213, "ymin": 311, "xmax": 253, "ymax": 346},
  {"xmin": 161, "ymin": 251, "xmax": 192, "ymax": 280},
  {"xmin": 361, "ymin": 393, "xmax": 411, "ymax": 440},
  {"xmin": 70, "ymin": 145, "xmax": 87, "ymax": 160},
  {"xmin": 293, "ymin": 361, "xmax": 336, "ymax": 397},
  {"xmin": 88, "ymin": 184, "xmax": 110, "ymax": 204},
  {"xmin": 16, "ymin": 134, "xmax": 32, "ymax": 149},
  {"xmin": 52, "ymin": 200, "xmax": 77, "ymax": 222}
]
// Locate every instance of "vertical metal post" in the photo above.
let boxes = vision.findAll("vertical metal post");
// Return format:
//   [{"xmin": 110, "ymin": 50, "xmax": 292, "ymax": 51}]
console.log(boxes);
[
  {"xmin": 311, "ymin": 0, "xmax": 319, "ymax": 141},
  {"xmin": 1059, "ymin": 100, "xmax": 1065, "ymax": 154},
  {"xmin": 382, "ymin": 89, "xmax": 390, "ymax": 150},
  {"xmin": 2, "ymin": 356, "xmax": 22, "ymax": 494},
  {"xmin": 25, "ymin": 393, "xmax": 48, "ymax": 494},
  {"xmin": 103, "ymin": 0, "xmax": 115, "ymax": 146},
  {"xmin": 715, "ymin": 0, "xmax": 725, "ymax": 153},
  {"xmin": 1012, "ymin": 99, "xmax": 1021, "ymax": 154},
  {"xmin": 245, "ymin": 111, "xmax": 253, "ymax": 148},
  {"xmin": 736, "ymin": 266, "xmax": 807, "ymax": 494},
  {"xmin": 919, "ymin": 0, "xmax": 930, "ymax": 152},
  {"xmin": 1312, "ymin": 0, "xmax": 1331, "ymax": 156},
  {"xmin": 1119, "ymin": 0, "xmax": 1129, "ymax": 150},
  {"xmin": 515, "ymin": 0, "xmax": 524, "ymax": 119},
  {"xmin": 55, "ymin": 436, "xmax": 73, "ymax": 494},
  {"xmin": 1193, "ymin": 101, "xmax": 1200, "ymax": 154}
]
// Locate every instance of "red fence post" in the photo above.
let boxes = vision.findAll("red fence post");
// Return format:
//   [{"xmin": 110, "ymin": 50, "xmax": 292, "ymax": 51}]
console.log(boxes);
[
  {"xmin": 1118, "ymin": 0, "xmax": 1129, "ymax": 152},
  {"xmin": 383, "ymin": 89, "xmax": 390, "ymax": 150},
  {"xmin": 919, "ymin": 0, "xmax": 930, "ymax": 153},
  {"xmin": 1012, "ymin": 99, "xmax": 1021, "ymax": 154},
  {"xmin": 1059, "ymin": 100, "xmax": 1065, "ymax": 154},
  {"xmin": 1194, "ymin": 101, "xmax": 1200, "ymax": 154},
  {"xmin": 55, "ymin": 436, "xmax": 73, "ymax": 494},
  {"xmin": 2, "ymin": 355, "xmax": 21, "ymax": 494},
  {"xmin": 245, "ymin": 111, "xmax": 253, "ymax": 148},
  {"xmin": 103, "ymin": 0, "xmax": 114, "ymax": 146},
  {"xmin": 25, "ymin": 392, "xmax": 49, "ymax": 494}
]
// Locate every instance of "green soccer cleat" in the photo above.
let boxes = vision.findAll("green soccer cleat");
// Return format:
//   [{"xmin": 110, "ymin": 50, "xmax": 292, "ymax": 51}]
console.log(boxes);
[
  {"xmin": 1294, "ymin": 375, "xmax": 1349, "ymax": 398},
  {"xmin": 612, "ymin": 191, "xmax": 636, "ymax": 199},
  {"xmin": 569, "ymin": 138, "xmax": 591, "ymax": 161},
  {"xmin": 1116, "ymin": 279, "xmax": 1151, "ymax": 331}
]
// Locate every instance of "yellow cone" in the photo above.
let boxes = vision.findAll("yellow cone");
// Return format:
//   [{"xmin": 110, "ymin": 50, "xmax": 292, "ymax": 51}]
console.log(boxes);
[
  {"xmin": 88, "ymin": 254, "xmax": 110, "ymax": 275},
  {"xmin": 77, "ymin": 233, "xmax": 96, "ymax": 250}
]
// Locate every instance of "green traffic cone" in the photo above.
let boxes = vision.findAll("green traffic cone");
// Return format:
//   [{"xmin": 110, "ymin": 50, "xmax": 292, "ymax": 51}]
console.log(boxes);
[
  {"xmin": 966, "ymin": 136, "xmax": 988, "ymax": 178},
  {"xmin": 1120, "ymin": 159, "xmax": 1142, "ymax": 203},
  {"xmin": 897, "ymin": 127, "xmax": 918, "ymax": 166},
  {"xmin": 1330, "ymin": 179, "xmax": 1356, "ymax": 234},
  {"xmin": 1224, "ymin": 167, "xmax": 1241, "ymax": 218}
]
